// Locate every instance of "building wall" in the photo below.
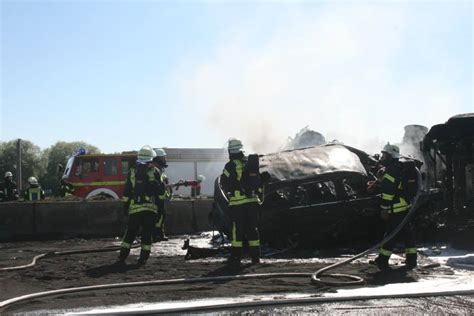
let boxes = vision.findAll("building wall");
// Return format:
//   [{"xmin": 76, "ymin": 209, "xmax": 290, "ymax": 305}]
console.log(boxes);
[{"xmin": 158, "ymin": 148, "xmax": 227, "ymax": 197}]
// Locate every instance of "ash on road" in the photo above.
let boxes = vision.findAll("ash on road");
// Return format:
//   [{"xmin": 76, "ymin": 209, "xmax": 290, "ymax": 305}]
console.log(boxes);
[{"xmin": 0, "ymin": 235, "xmax": 471, "ymax": 313}]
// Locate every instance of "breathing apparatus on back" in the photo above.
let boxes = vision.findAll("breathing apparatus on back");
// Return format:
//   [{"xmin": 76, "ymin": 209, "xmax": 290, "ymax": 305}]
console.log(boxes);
[
  {"xmin": 134, "ymin": 146, "xmax": 156, "ymax": 204},
  {"xmin": 227, "ymin": 138, "xmax": 262, "ymax": 197}
]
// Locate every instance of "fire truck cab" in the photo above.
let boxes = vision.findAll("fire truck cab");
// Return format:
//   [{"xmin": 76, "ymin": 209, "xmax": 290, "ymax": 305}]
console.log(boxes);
[{"xmin": 62, "ymin": 151, "xmax": 136, "ymax": 199}]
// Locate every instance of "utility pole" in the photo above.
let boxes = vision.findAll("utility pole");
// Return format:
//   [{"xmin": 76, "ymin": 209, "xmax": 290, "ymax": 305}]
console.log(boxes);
[{"xmin": 16, "ymin": 139, "xmax": 22, "ymax": 191}]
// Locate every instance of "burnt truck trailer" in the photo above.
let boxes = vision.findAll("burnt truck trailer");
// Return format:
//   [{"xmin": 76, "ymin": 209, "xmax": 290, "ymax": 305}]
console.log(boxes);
[
  {"xmin": 422, "ymin": 113, "xmax": 474, "ymax": 219},
  {"xmin": 213, "ymin": 144, "xmax": 382, "ymax": 248},
  {"xmin": 421, "ymin": 113, "xmax": 474, "ymax": 247}
]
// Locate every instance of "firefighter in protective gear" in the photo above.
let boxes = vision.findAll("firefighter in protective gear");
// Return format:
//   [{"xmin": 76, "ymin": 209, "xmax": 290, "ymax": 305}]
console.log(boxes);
[
  {"xmin": 151, "ymin": 148, "xmax": 171, "ymax": 242},
  {"xmin": 118, "ymin": 146, "xmax": 160, "ymax": 265},
  {"xmin": 24, "ymin": 177, "xmax": 45, "ymax": 201},
  {"xmin": 370, "ymin": 143, "xmax": 417, "ymax": 270},
  {"xmin": 0, "ymin": 171, "xmax": 19, "ymax": 202},
  {"xmin": 220, "ymin": 138, "xmax": 261, "ymax": 267},
  {"xmin": 59, "ymin": 175, "xmax": 75, "ymax": 197}
]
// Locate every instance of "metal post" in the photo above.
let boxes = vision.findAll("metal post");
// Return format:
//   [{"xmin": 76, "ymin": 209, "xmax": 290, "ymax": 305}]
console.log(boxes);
[
  {"xmin": 446, "ymin": 153, "xmax": 454, "ymax": 219},
  {"xmin": 16, "ymin": 139, "xmax": 22, "ymax": 192},
  {"xmin": 192, "ymin": 161, "xmax": 198, "ymax": 197}
]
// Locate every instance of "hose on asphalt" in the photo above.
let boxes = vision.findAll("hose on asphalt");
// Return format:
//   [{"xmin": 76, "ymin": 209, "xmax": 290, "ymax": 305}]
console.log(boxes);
[
  {"xmin": 0, "ymin": 271, "xmax": 470, "ymax": 314},
  {"xmin": 81, "ymin": 288, "xmax": 474, "ymax": 314},
  {"xmin": 0, "ymin": 243, "xmax": 141, "ymax": 271},
  {"xmin": 311, "ymin": 167, "xmax": 424, "ymax": 286}
]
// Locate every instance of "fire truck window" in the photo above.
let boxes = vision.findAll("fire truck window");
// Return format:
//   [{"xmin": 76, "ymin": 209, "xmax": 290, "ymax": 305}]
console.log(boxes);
[
  {"xmin": 104, "ymin": 158, "xmax": 118, "ymax": 176},
  {"xmin": 121, "ymin": 160, "xmax": 130, "ymax": 175},
  {"xmin": 83, "ymin": 159, "xmax": 99, "ymax": 174}
]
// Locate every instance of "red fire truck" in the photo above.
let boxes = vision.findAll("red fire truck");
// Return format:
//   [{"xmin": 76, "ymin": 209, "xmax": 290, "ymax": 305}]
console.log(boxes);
[{"xmin": 62, "ymin": 151, "xmax": 136, "ymax": 199}]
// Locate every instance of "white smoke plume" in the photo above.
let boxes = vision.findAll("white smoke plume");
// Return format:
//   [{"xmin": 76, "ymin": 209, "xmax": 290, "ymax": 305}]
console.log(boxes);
[{"xmin": 174, "ymin": 3, "xmax": 470, "ymax": 155}]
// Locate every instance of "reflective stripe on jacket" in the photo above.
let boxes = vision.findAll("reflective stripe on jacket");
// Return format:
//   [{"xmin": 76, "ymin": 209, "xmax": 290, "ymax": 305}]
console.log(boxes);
[
  {"xmin": 124, "ymin": 166, "xmax": 158, "ymax": 214},
  {"xmin": 221, "ymin": 158, "xmax": 260, "ymax": 206},
  {"xmin": 380, "ymin": 162, "xmax": 410, "ymax": 213},
  {"xmin": 26, "ymin": 187, "xmax": 44, "ymax": 201}
]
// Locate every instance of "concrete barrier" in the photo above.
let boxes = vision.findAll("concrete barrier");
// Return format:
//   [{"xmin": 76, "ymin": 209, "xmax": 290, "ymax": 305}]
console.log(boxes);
[
  {"xmin": 0, "ymin": 202, "xmax": 35, "ymax": 239},
  {"xmin": 0, "ymin": 199, "xmax": 215, "ymax": 241}
]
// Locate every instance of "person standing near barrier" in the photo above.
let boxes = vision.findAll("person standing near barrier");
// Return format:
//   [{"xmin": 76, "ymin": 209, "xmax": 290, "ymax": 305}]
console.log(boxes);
[
  {"xmin": 152, "ymin": 148, "xmax": 171, "ymax": 242},
  {"xmin": 59, "ymin": 176, "xmax": 75, "ymax": 197},
  {"xmin": 118, "ymin": 146, "xmax": 160, "ymax": 265},
  {"xmin": 220, "ymin": 138, "xmax": 262, "ymax": 267},
  {"xmin": 0, "ymin": 171, "xmax": 19, "ymax": 202},
  {"xmin": 369, "ymin": 143, "xmax": 417, "ymax": 270},
  {"xmin": 24, "ymin": 177, "xmax": 45, "ymax": 201}
]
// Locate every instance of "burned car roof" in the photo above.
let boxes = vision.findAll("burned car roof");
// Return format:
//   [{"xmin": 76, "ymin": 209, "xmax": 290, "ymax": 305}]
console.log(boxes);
[
  {"xmin": 212, "ymin": 143, "xmax": 380, "ymax": 247},
  {"xmin": 259, "ymin": 144, "xmax": 369, "ymax": 185}
]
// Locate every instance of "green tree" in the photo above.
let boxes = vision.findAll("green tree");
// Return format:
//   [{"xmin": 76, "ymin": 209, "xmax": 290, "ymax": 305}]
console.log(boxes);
[
  {"xmin": 0, "ymin": 139, "xmax": 46, "ymax": 190},
  {"xmin": 42, "ymin": 141, "xmax": 100, "ymax": 194}
]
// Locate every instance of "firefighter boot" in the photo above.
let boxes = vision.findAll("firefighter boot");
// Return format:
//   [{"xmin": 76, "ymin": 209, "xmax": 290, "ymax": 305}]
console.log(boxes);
[
  {"xmin": 369, "ymin": 255, "xmax": 389, "ymax": 270},
  {"xmin": 137, "ymin": 250, "xmax": 150, "ymax": 265},
  {"xmin": 227, "ymin": 247, "xmax": 242, "ymax": 268},
  {"xmin": 117, "ymin": 248, "xmax": 130, "ymax": 264},
  {"xmin": 405, "ymin": 253, "xmax": 417, "ymax": 270},
  {"xmin": 250, "ymin": 246, "xmax": 261, "ymax": 264}
]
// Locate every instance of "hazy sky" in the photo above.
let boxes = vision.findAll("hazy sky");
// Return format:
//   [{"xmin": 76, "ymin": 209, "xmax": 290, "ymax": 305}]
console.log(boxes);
[{"xmin": 1, "ymin": 0, "xmax": 472, "ymax": 154}]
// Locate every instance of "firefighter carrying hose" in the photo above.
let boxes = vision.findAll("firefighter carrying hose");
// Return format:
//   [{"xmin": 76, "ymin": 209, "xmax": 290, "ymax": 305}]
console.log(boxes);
[
  {"xmin": 220, "ymin": 138, "xmax": 262, "ymax": 267},
  {"xmin": 369, "ymin": 143, "xmax": 417, "ymax": 270},
  {"xmin": 152, "ymin": 148, "xmax": 171, "ymax": 242},
  {"xmin": 117, "ymin": 146, "xmax": 160, "ymax": 265}
]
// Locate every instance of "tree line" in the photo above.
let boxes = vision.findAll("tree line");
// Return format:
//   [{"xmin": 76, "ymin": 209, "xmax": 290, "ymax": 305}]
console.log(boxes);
[{"xmin": 0, "ymin": 140, "xmax": 100, "ymax": 194}]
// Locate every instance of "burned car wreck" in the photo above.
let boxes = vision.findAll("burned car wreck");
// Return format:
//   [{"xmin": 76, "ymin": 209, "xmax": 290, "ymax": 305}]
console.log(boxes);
[{"xmin": 212, "ymin": 144, "xmax": 385, "ymax": 248}]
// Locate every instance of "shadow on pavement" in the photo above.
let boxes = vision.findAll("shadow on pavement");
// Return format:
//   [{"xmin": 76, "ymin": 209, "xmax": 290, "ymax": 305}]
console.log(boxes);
[{"xmin": 85, "ymin": 262, "xmax": 143, "ymax": 278}]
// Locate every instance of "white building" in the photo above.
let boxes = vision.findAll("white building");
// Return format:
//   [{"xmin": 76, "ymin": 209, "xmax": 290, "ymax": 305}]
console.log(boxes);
[{"xmin": 156, "ymin": 148, "xmax": 228, "ymax": 197}]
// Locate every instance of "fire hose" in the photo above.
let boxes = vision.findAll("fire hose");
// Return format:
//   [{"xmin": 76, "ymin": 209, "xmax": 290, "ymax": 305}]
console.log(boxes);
[
  {"xmin": 311, "ymin": 167, "xmax": 424, "ymax": 285},
  {"xmin": 0, "ymin": 243, "xmax": 141, "ymax": 271},
  {"xmin": 0, "ymin": 169, "xmax": 430, "ymax": 311}
]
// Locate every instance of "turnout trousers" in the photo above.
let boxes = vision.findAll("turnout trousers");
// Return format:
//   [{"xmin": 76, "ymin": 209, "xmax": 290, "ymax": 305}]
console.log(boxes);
[
  {"xmin": 377, "ymin": 211, "xmax": 417, "ymax": 267},
  {"xmin": 229, "ymin": 202, "xmax": 261, "ymax": 264},
  {"xmin": 119, "ymin": 210, "xmax": 156, "ymax": 263}
]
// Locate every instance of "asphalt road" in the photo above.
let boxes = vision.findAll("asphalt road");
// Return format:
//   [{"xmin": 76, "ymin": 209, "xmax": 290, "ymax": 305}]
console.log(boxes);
[{"xmin": 0, "ymin": 235, "xmax": 473, "ymax": 314}]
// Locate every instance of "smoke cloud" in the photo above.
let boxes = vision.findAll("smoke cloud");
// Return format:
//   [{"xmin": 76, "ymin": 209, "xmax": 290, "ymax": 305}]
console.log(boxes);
[{"xmin": 175, "ymin": 3, "xmax": 470, "ymax": 155}]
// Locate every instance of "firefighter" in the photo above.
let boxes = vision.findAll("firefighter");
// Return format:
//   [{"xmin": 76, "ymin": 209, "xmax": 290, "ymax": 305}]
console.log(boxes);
[
  {"xmin": 59, "ymin": 176, "xmax": 75, "ymax": 197},
  {"xmin": 24, "ymin": 177, "xmax": 45, "ymax": 201},
  {"xmin": 220, "ymin": 138, "xmax": 261, "ymax": 267},
  {"xmin": 0, "ymin": 171, "xmax": 19, "ymax": 202},
  {"xmin": 152, "ymin": 148, "xmax": 171, "ymax": 242},
  {"xmin": 118, "ymin": 145, "xmax": 160, "ymax": 265},
  {"xmin": 370, "ymin": 143, "xmax": 417, "ymax": 270}
]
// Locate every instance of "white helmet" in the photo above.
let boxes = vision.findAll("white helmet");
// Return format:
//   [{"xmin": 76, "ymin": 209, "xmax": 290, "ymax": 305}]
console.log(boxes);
[
  {"xmin": 228, "ymin": 138, "xmax": 244, "ymax": 154},
  {"xmin": 382, "ymin": 143, "xmax": 400, "ymax": 159},
  {"xmin": 155, "ymin": 148, "xmax": 167, "ymax": 157},
  {"xmin": 5, "ymin": 171, "xmax": 13, "ymax": 178},
  {"xmin": 197, "ymin": 175, "xmax": 206, "ymax": 182},
  {"xmin": 137, "ymin": 145, "xmax": 156, "ymax": 162},
  {"xmin": 28, "ymin": 176, "xmax": 38, "ymax": 185}
]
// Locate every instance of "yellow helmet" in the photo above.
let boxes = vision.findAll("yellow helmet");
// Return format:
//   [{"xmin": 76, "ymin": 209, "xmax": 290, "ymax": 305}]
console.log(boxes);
[{"xmin": 382, "ymin": 143, "xmax": 400, "ymax": 159}]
